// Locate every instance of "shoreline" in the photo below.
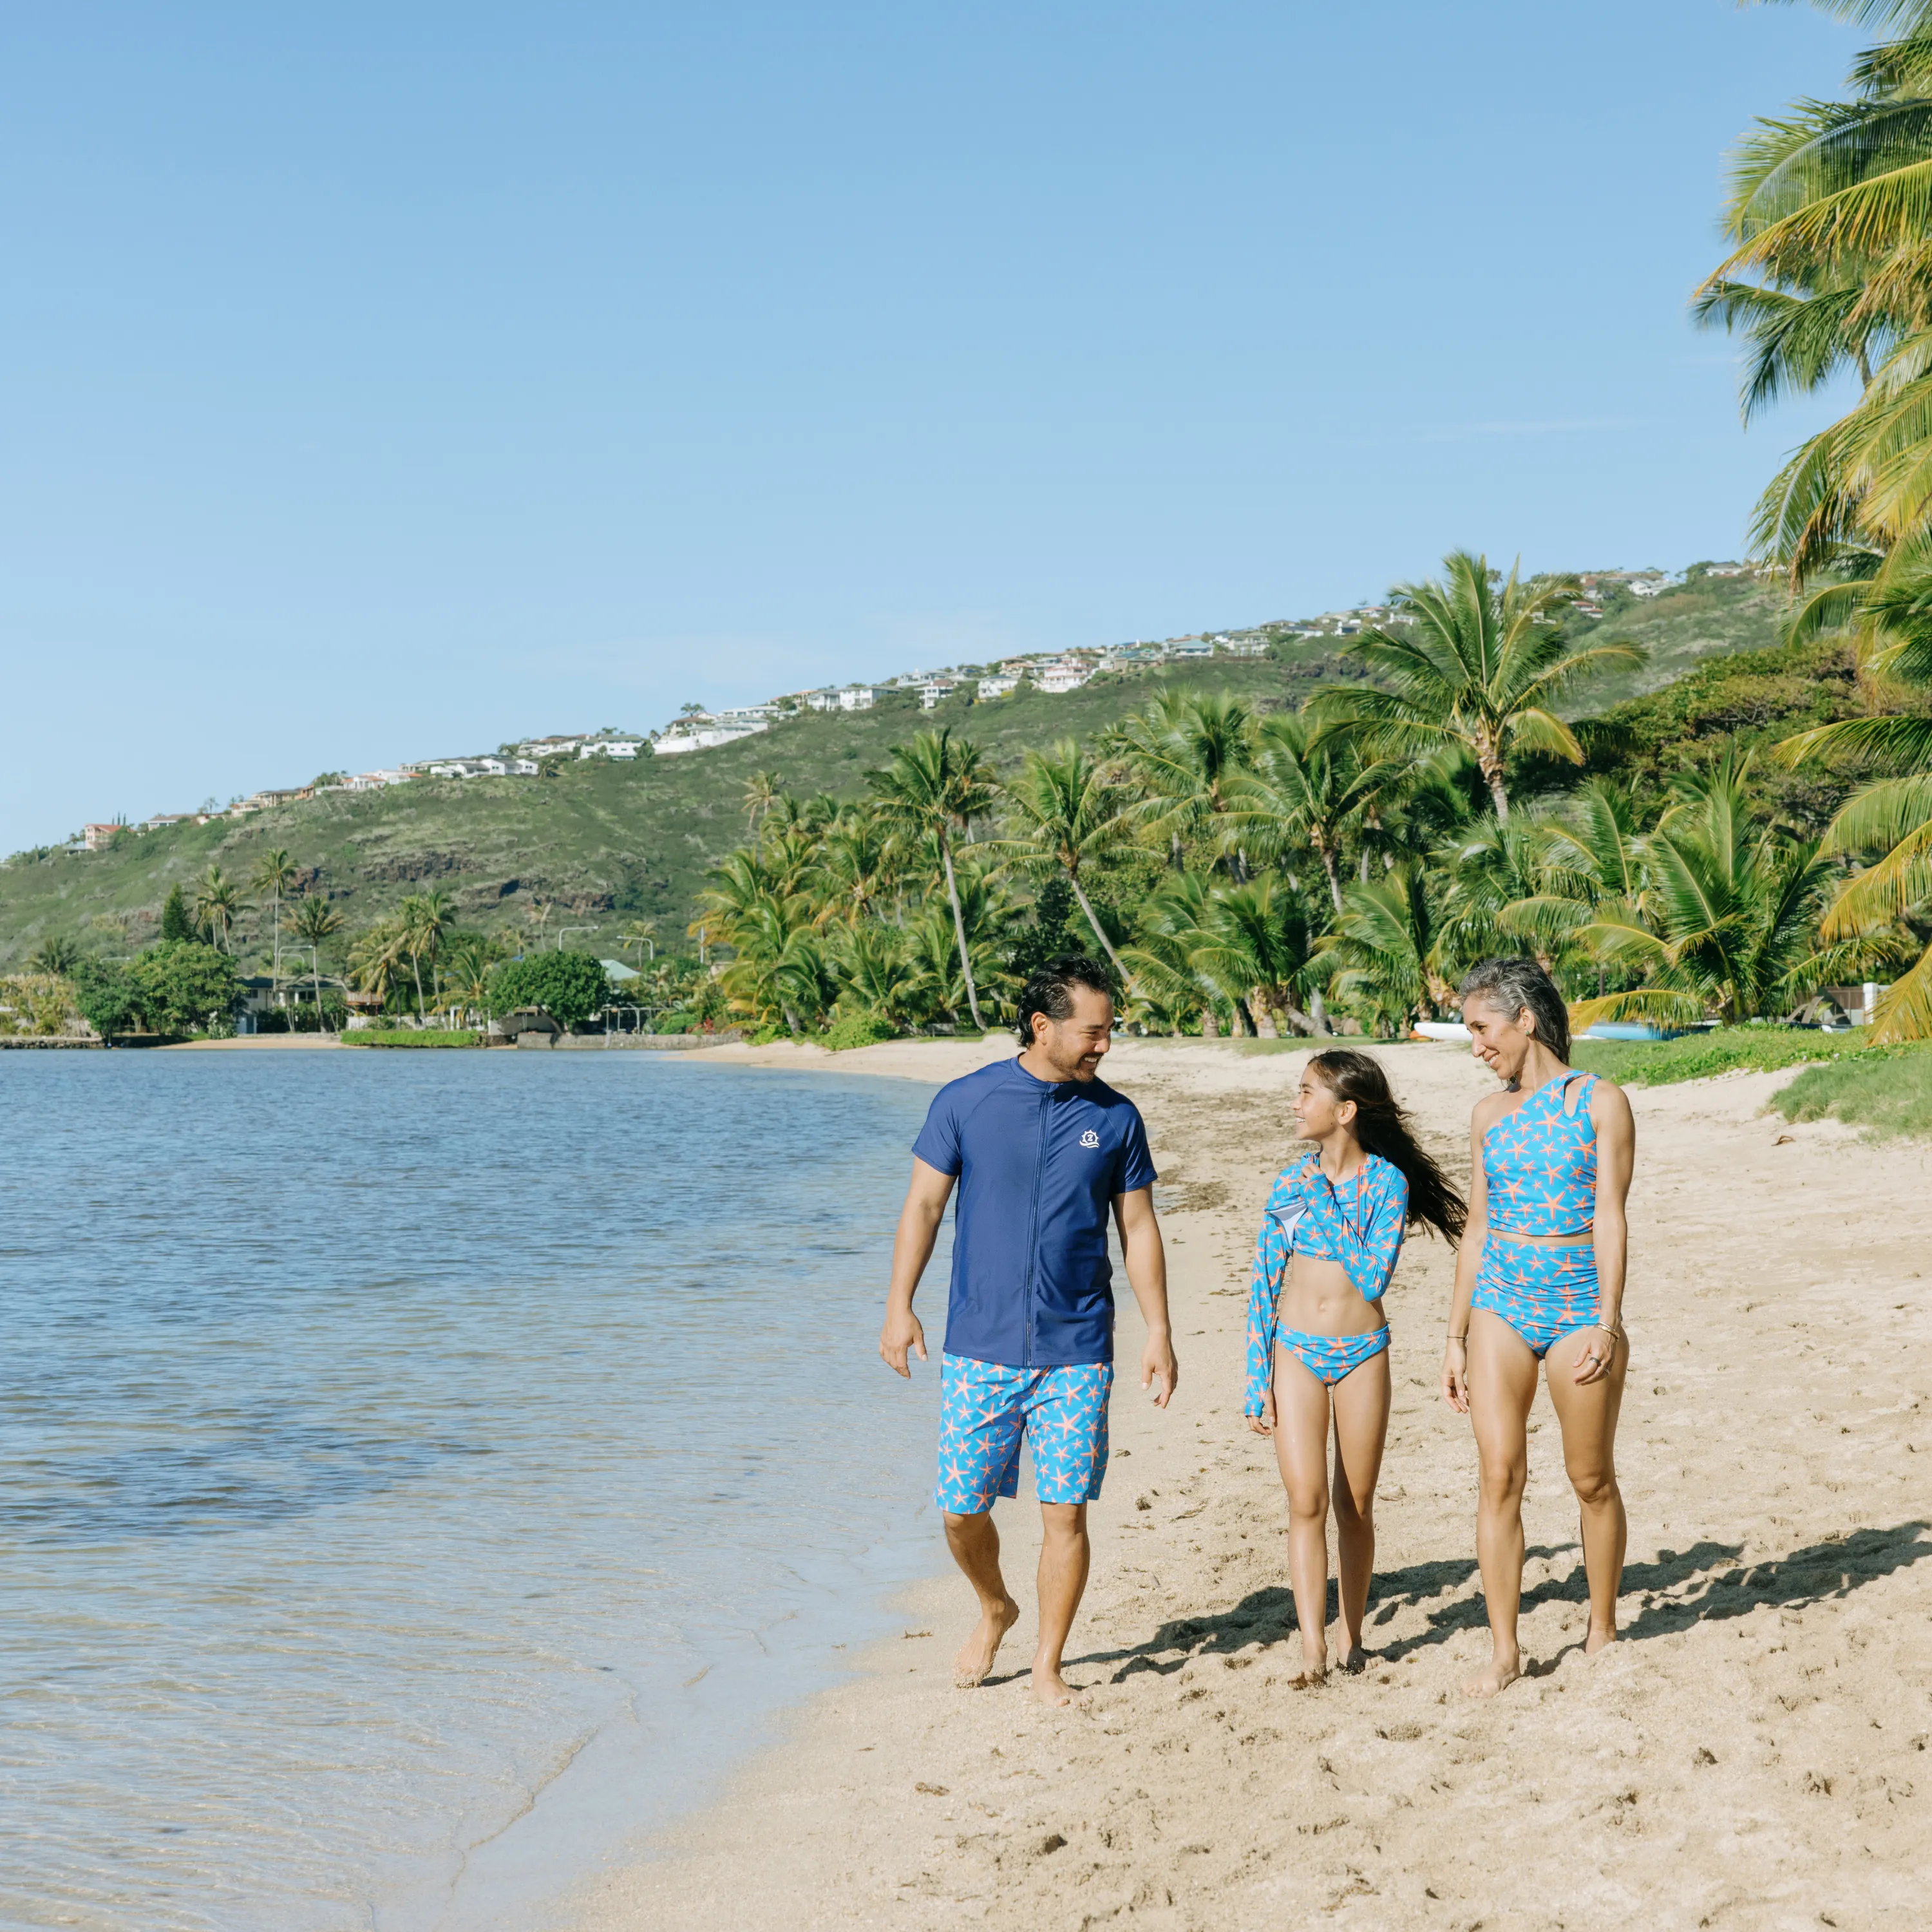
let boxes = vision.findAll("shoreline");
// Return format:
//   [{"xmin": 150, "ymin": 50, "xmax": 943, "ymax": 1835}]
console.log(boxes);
[{"xmin": 547, "ymin": 1037, "xmax": 1932, "ymax": 1931}]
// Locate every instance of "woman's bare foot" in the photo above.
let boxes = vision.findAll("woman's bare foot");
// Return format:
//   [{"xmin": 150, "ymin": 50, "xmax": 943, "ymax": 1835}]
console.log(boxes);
[
  {"xmin": 1030, "ymin": 1661, "xmax": 1078, "ymax": 1706},
  {"xmin": 954, "ymin": 1596, "xmax": 1020, "ymax": 1687},
  {"xmin": 1289, "ymin": 1647, "xmax": 1328, "ymax": 1689},
  {"xmin": 1584, "ymin": 1624, "xmax": 1618, "ymax": 1656},
  {"xmin": 1336, "ymin": 1643, "xmax": 1369, "ymax": 1676},
  {"xmin": 1462, "ymin": 1649, "xmax": 1522, "ymax": 1698}
]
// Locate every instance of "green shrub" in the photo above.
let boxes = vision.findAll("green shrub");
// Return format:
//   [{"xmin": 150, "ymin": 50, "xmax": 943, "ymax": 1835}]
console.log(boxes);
[
  {"xmin": 652, "ymin": 1011, "xmax": 695, "ymax": 1034},
  {"xmin": 126, "ymin": 940, "xmax": 239, "ymax": 1036},
  {"xmin": 1775, "ymin": 1045, "xmax": 1932, "ymax": 1139},
  {"xmin": 1571, "ymin": 1027, "xmax": 1870, "ymax": 1088},
  {"xmin": 488, "ymin": 951, "xmax": 609, "ymax": 1028},
  {"xmin": 341, "ymin": 1028, "xmax": 479, "ymax": 1048},
  {"xmin": 824, "ymin": 1010, "xmax": 900, "ymax": 1050}
]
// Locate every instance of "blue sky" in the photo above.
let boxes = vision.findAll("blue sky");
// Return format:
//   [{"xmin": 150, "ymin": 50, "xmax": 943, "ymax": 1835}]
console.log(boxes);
[{"xmin": 0, "ymin": 1, "xmax": 1859, "ymax": 849}]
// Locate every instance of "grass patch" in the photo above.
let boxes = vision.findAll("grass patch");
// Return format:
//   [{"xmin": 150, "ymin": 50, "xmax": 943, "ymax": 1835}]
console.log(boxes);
[
  {"xmin": 1569, "ymin": 1027, "xmax": 1875, "ymax": 1088},
  {"xmin": 1774, "ymin": 1045, "xmax": 1932, "ymax": 1139},
  {"xmin": 340, "ymin": 1028, "xmax": 479, "ymax": 1048}
]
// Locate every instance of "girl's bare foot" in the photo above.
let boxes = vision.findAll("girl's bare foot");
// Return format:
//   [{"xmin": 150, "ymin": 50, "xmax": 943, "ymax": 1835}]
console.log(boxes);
[
  {"xmin": 1462, "ymin": 1649, "xmax": 1521, "ymax": 1698},
  {"xmin": 1584, "ymin": 1624, "xmax": 1618, "ymax": 1656},
  {"xmin": 954, "ymin": 1596, "xmax": 1020, "ymax": 1687},
  {"xmin": 1030, "ymin": 1661, "xmax": 1077, "ymax": 1706}
]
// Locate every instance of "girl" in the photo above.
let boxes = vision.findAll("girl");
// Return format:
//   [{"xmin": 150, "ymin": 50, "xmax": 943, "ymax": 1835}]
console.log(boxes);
[
  {"xmin": 1442, "ymin": 956, "xmax": 1636, "ymax": 1697},
  {"xmin": 1245, "ymin": 1050, "xmax": 1466, "ymax": 1682}
]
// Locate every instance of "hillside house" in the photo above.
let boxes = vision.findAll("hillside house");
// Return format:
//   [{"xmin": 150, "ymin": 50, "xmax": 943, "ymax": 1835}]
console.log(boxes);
[
  {"xmin": 82, "ymin": 823, "xmax": 123, "ymax": 851},
  {"xmin": 1036, "ymin": 661, "xmax": 1091, "ymax": 694},
  {"xmin": 837, "ymin": 685, "xmax": 879, "ymax": 712},
  {"xmin": 518, "ymin": 735, "xmax": 588, "ymax": 757},
  {"xmin": 976, "ymin": 675, "xmax": 1018, "ymax": 699},
  {"xmin": 652, "ymin": 719, "xmax": 768, "ymax": 755},
  {"xmin": 140, "ymin": 813, "xmax": 193, "ymax": 832},
  {"xmin": 578, "ymin": 739, "xmax": 643, "ymax": 759},
  {"xmin": 919, "ymin": 677, "xmax": 959, "ymax": 709}
]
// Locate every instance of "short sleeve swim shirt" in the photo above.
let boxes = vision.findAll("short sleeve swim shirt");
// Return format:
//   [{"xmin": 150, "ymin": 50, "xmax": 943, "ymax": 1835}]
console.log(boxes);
[{"xmin": 913, "ymin": 1055, "xmax": 1157, "ymax": 1368}]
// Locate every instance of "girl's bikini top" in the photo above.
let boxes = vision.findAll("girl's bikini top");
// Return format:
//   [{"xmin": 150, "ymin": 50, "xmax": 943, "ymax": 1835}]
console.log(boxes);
[
  {"xmin": 1243, "ymin": 1153, "xmax": 1408, "ymax": 1417},
  {"xmin": 1482, "ymin": 1071, "xmax": 1598, "ymax": 1238}
]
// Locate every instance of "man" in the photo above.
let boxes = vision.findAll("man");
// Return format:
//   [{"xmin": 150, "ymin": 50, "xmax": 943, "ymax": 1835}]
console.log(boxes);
[{"xmin": 878, "ymin": 956, "xmax": 1178, "ymax": 1705}]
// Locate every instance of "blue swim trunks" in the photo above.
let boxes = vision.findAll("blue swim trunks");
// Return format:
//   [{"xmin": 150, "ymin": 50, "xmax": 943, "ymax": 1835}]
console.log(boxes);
[{"xmin": 934, "ymin": 1353, "xmax": 1113, "ymax": 1515}]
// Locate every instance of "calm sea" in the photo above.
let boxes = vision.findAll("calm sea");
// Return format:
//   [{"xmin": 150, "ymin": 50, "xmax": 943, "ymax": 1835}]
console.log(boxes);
[{"xmin": 0, "ymin": 1050, "xmax": 947, "ymax": 1931}]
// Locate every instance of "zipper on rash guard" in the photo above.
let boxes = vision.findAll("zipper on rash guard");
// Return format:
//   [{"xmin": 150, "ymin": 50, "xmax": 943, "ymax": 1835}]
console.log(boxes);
[{"xmin": 1023, "ymin": 1083, "xmax": 1048, "ymax": 1366}]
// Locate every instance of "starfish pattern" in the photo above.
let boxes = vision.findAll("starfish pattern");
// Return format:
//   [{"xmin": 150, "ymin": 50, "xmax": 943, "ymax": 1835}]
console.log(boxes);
[{"xmin": 934, "ymin": 1354, "xmax": 1113, "ymax": 1515}]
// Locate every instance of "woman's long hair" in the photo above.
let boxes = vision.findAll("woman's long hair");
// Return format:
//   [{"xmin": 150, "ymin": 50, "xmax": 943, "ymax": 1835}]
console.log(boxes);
[{"xmin": 1307, "ymin": 1049, "xmax": 1466, "ymax": 1245}]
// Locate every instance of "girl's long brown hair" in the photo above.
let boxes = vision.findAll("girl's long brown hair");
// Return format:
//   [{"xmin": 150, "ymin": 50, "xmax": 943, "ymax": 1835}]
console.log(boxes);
[{"xmin": 1307, "ymin": 1049, "xmax": 1466, "ymax": 1244}]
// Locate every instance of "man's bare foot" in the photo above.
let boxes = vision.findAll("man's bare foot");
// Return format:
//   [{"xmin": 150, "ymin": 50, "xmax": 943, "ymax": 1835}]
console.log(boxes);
[
  {"xmin": 1584, "ymin": 1624, "xmax": 1618, "ymax": 1656},
  {"xmin": 954, "ymin": 1596, "xmax": 1020, "ymax": 1687},
  {"xmin": 1030, "ymin": 1662, "xmax": 1077, "ymax": 1706},
  {"xmin": 1462, "ymin": 1651, "xmax": 1521, "ymax": 1698}
]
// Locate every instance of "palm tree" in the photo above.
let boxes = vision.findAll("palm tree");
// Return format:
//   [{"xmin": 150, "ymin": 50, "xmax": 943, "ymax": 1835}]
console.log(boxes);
[
  {"xmin": 742, "ymin": 770, "xmax": 784, "ymax": 836},
  {"xmin": 829, "ymin": 922, "xmax": 927, "ymax": 1030},
  {"xmin": 866, "ymin": 729, "xmax": 998, "ymax": 1030},
  {"xmin": 348, "ymin": 918, "xmax": 410, "ymax": 1014},
  {"xmin": 1189, "ymin": 879, "xmax": 1325, "ymax": 1037},
  {"xmin": 619, "ymin": 918, "xmax": 658, "ymax": 967},
  {"xmin": 193, "ymin": 866, "xmax": 250, "ymax": 952},
  {"xmin": 1318, "ymin": 864, "xmax": 1455, "ymax": 1034},
  {"xmin": 1104, "ymin": 690, "xmax": 1255, "ymax": 867},
  {"xmin": 398, "ymin": 891, "xmax": 457, "ymax": 1019},
  {"xmin": 1224, "ymin": 713, "xmax": 1392, "ymax": 913},
  {"xmin": 442, "ymin": 931, "xmax": 508, "ymax": 1027},
  {"xmin": 251, "ymin": 849, "xmax": 299, "ymax": 998},
  {"xmin": 27, "ymin": 934, "xmax": 82, "ymax": 977},
  {"xmin": 991, "ymin": 740, "xmax": 1135, "ymax": 981},
  {"xmin": 283, "ymin": 895, "xmax": 344, "ymax": 1028},
  {"xmin": 1569, "ymin": 753, "xmax": 1867, "ymax": 1028},
  {"xmin": 1310, "ymin": 550, "xmax": 1645, "ymax": 822},
  {"xmin": 1779, "ymin": 587, "xmax": 1932, "ymax": 1034}
]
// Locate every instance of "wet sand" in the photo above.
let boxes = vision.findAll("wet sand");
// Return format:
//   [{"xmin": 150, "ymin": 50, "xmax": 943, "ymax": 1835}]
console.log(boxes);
[{"xmin": 564, "ymin": 1036, "xmax": 1932, "ymax": 1931}]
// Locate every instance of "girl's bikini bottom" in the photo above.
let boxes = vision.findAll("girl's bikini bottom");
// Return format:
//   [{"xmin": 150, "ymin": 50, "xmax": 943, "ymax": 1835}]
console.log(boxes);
[
  {"xmin": 1472, "ymin": 1233, "xmax": 1601, "ymax": 1358},
  {"xmin": 1274, "ymin": 1325, "xmax": 1390, "ymax": 1388}
]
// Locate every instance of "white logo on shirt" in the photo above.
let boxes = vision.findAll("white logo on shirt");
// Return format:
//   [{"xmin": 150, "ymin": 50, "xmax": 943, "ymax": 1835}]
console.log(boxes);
[{"xmin": 1080, "ymin": 1129, "xmax": 1100, "ymax": 1149}]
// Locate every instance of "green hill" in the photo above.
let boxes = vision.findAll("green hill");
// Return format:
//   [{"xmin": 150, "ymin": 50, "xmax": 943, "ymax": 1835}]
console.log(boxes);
[{"xmin": 0, "ymin": 574, "xmax": 1786, "ymax": 969}]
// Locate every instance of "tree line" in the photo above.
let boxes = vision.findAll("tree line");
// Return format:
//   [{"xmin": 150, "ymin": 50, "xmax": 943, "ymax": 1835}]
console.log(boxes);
[{"xmin": 690, "ymin": 549, "xmax": 1925, "ymax": 1044}]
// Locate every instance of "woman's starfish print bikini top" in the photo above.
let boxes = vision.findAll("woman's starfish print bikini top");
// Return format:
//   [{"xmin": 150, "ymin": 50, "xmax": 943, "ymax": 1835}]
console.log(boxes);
[{"xmin": 1482, "ymin": 1072, "xmax": 1598, "ymax": 1238}]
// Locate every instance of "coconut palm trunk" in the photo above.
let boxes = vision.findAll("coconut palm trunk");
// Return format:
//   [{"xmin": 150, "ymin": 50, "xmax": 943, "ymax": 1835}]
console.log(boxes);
[
  {"xmin": 939, "ymin": 837, "xmax": 987, "ymax": 1032},
  {"xmin": 1066, "ymin": 870, "xmax": 1128, "ymax": 984}
]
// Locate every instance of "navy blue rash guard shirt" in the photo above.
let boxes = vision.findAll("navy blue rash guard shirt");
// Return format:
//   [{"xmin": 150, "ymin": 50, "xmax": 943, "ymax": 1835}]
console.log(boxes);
[{"xmin": 912, "ymin": 1056, "xmax": 1159, "ymax": 1368}]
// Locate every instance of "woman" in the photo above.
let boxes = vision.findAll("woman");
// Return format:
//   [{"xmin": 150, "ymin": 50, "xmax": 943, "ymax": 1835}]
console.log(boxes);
[
  {"xmin": 1245, "ymin": 1050, "xmax": 1466, "ymax": 1682},
  {"xmin": 1443, "ymin": 956, "xmax": 1636, "ymax": 1696}
]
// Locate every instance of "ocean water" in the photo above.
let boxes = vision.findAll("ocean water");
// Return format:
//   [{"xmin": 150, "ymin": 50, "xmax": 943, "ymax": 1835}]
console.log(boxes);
[{"xmin": 0, "ymin": 1050, "xmax": 946, "ymax": 1931}]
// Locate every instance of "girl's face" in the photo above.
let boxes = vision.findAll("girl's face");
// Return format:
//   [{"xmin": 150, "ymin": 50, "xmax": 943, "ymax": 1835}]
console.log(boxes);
[
  {"xmin": 1293, "ymin": 1069, "xmax": 1355, "ymax": 1143},
  {"xmin": 1463, "ymin": 996, "xmax": 1533, "ymax": 1082}
]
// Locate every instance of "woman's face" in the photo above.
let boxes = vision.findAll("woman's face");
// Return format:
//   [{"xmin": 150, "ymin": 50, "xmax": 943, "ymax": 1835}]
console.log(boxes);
[
  {"xmin": 1293, "ymin": 1069, "xmax": 1354, "ymax": 1142},
  {"xmin": 1463, "ymin": 995, "xmax": 1533, "ymax": 1081}
]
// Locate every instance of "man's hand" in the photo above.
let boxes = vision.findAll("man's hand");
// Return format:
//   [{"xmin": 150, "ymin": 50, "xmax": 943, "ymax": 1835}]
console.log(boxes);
[
  {"xmin": 879, "ymin": 1307, "xmax": 927, "ymax": 1378},
  {"xmin": 1140, "ymin": 1329, "xmax": 1177, "ymax": 1408}
]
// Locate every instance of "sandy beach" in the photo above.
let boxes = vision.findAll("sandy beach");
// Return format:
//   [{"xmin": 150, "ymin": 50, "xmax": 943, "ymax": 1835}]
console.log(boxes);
[{"xmin": 556, "ymin": 1034, "xmax": 1930, "ymax": 1932}]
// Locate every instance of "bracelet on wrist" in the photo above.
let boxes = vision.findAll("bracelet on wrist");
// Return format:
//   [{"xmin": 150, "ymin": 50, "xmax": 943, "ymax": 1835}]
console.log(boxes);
[{"xmin": 1446, "ymin": 1332, "xmax": 1467, "ymax": 1346}]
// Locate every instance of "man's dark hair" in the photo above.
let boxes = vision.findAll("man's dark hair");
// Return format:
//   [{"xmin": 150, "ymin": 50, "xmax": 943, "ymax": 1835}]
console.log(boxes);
[{"xmin": 1017, "ymin": 954, "xmax": 1116, "ymax": 1043}]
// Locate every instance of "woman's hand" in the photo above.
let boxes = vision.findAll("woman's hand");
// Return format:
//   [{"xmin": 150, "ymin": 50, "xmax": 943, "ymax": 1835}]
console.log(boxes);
[
  {"xmin": 1571, "ymin": 1324, "xmax": 1618, "ymax": 1386},
  {"xmin": 1441, "ymin": 1337, "xmax": 1470, "ymax": 1414},
  {"xmin": 1245, "ymin": 1390, "xmax": 1276, "ymax": 1436}
]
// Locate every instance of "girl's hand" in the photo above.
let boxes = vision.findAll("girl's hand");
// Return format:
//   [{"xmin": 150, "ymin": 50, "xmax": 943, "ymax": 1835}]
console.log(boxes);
[
  {"xmin": 1246, "ymin": 1390, "xmax": 1276, "ymax": 1436},
  {"xmin": 1441, "ymin": 1338, "xmax": 1470, "ymax": 1414}
]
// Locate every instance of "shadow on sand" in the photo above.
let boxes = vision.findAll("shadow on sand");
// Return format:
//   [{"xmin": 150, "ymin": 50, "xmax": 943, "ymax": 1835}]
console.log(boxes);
[{"xmin": 1081, "ymin": 1520, "xmax": 1931, "ymax": 1680}]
